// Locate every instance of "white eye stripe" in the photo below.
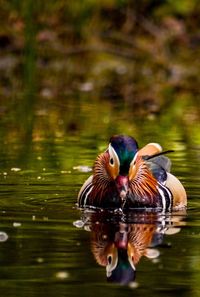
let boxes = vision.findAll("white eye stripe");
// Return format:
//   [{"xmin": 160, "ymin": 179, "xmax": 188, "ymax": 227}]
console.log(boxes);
[
  {"xmin": 130, "ymin": 152, "xmax": 138, "ymax": 167},
  {"xmin": 108, "ymin": 144, "xmax": 120, "ymax": 167}
]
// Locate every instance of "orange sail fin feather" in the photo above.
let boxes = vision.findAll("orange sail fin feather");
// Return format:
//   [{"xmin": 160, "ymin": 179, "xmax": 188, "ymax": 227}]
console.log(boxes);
[
  {"xmin": 138, "ymin": 143, "xmax": 163, "ymax": 157},
  {"xmin": 78, "ymin": 135, "xmax": 187, "ymax": 211}
]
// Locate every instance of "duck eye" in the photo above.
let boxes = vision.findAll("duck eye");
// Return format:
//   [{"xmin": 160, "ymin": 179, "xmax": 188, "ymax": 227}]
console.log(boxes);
[
  {"xmin": 108, "ymin": 255, "xmax": 112, "ymax": 264},
  {"xmin": 110, "ymin": 158, "xmax": 114, "ymax": 165}
]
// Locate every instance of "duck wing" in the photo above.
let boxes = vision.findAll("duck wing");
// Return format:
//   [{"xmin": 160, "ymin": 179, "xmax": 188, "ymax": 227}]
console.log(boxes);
[{"xmin": 145, "ymin": 155, "xmax": 171, "ymax": 183}]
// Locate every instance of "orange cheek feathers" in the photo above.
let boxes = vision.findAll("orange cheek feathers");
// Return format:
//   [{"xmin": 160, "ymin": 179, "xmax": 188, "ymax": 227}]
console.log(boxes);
[{"xmin": 107, "ymin": 164, "xmax": 119, "ymax": 180}]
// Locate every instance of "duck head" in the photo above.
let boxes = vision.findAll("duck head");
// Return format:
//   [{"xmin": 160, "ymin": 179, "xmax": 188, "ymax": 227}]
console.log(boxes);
[{"xmin": 105, "ymin": 135, "xmax": 138, "ymax": 201}]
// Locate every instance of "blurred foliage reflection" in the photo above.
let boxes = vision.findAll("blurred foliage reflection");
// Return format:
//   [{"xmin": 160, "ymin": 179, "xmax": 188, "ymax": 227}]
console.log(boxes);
[{"xmin": 0, "ymin": 0, "xmax": 199, "ymax": 174}]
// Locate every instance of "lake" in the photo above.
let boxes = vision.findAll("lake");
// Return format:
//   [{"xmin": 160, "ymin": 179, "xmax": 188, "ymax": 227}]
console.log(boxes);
[{"xmin": 0, "ymin": 94, "xmax": 199, "ymax": 297}]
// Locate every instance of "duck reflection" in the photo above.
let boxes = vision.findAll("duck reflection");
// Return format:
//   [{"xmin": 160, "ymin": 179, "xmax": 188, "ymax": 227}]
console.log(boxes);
[
  {"xmin": 92, "ymin": 221, "xmax": 158, "ymax": 284},
  {"xmin": 74, "ymin": 210, "xmax": 185, "ymax": 285}
]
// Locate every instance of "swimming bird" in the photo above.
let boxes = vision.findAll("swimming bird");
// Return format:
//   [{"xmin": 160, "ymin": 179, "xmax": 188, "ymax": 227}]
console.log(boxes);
[{"xmin": 78, "ymin": 135, "xmax": 187, "ymax": 211}]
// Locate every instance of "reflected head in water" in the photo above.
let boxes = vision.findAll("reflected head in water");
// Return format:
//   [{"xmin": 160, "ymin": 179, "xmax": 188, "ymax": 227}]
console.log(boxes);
[
  {"xmin": 91, "ymin": 218, "xmax": 157, "ymax": 285},
  {"xmin": 74, "ymin": 210, "xmax": 186, "ymax": 285},
  {"xmin": 106, "ymin": 248, "xmax": 136, "ymax": 284},
  {"xmin": 78, "ymin": 135, "xmax": 187, "ymax": 212}
]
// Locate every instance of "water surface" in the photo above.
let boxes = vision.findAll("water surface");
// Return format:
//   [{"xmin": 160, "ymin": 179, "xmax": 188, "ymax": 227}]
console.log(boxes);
[{"xmin": 0, "ymin": 97, "xmax": 199, "ymax": 297}]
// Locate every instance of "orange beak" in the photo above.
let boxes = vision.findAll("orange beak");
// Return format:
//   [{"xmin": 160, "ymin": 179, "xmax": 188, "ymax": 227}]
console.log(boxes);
[
  {"xmin": 115, "ymin": 175, "xmax": 129, "ymax": 201},
  {"xmin": 115, "ymin": 231, "xmax": 128, "ymax": 249}
]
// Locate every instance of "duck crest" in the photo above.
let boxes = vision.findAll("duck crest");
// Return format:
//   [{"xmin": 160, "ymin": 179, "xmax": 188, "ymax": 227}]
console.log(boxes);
[{"xmin": 110, "ymin": 135, "xmax": 138, "ymax": 175}]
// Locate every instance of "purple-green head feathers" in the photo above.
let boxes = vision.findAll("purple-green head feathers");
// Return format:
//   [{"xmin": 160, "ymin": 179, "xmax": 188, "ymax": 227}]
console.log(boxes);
[{"xmin": 110, "ymin": 135, "xmax": 138, "ymax": 175}]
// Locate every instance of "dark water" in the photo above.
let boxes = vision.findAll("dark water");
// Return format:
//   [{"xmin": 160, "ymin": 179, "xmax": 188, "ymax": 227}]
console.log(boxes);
[{"xmin": 0, "ymin": 98, "xmax": 199, "ymax": 297}]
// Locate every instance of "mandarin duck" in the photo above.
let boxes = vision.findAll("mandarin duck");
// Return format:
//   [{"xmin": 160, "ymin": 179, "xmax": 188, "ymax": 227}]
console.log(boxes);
[{"xmin": 78, "ymin": 135, "xmax": 187, "ymax": 211}]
